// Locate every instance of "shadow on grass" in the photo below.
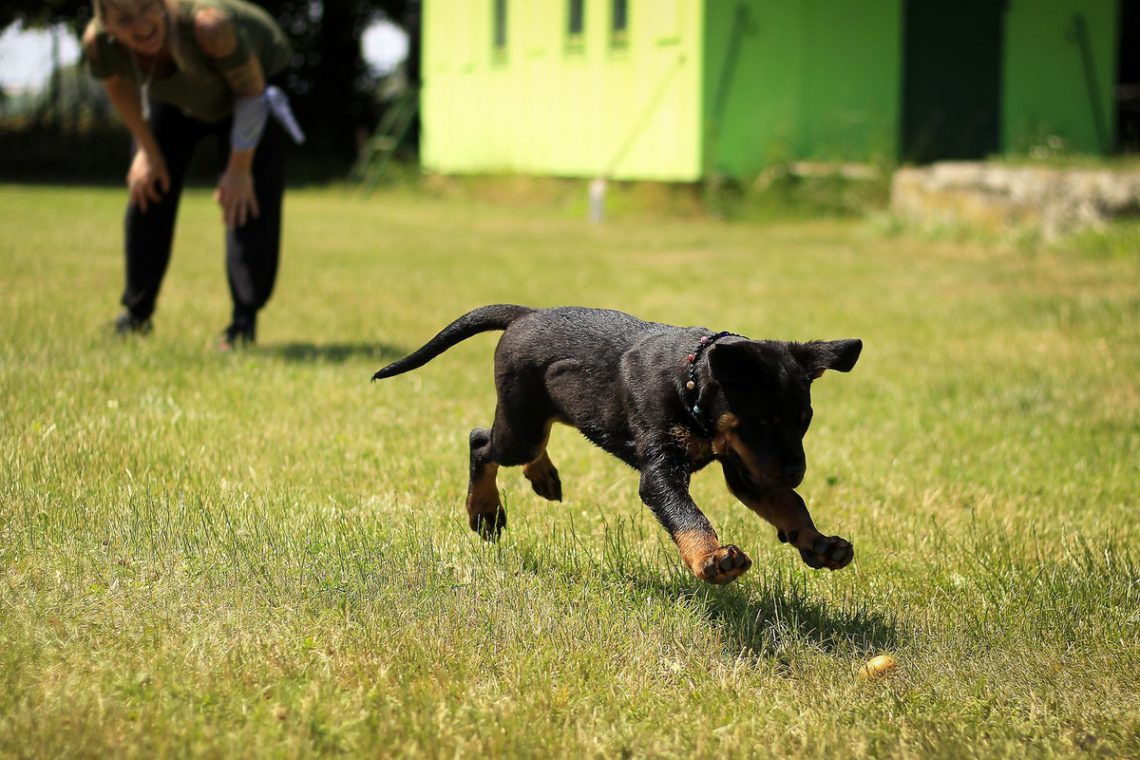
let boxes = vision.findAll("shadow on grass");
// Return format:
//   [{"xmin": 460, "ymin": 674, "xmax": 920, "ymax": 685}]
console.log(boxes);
[
  {"xmin": 515, "ymin": 520, "xmax": 902, "ymax": 661},
  {"xmin": 262, "ymin": 341, "xmax": 407, "ymax": 365},
  {"xmin": 595, "ymin": 524, "xmax": 903, "ymax": 658},
  {"xmin": 691, "ymin": 574, "xmax": 902, "ymax": 661},
  {"xmin": 605, "ymin": 564, "xmax": 903, "ymax": 663}
]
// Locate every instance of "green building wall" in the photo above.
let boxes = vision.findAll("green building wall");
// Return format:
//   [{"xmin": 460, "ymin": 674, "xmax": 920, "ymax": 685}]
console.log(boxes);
[
  {"xmin": 421, "ymin": 0, "xmax": 705, "ymax": 180},
  {"xmin": 703, "ymin": 0, "xmax": 902, "ymax": 178},
  {"xmin": 1002, "ymin": 0, "xmax": 1117, "ymax": 154}
]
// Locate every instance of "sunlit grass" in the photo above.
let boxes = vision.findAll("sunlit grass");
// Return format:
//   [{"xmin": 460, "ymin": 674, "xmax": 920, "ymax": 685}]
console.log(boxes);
[{"xmin": 1, "ymin": 183, "xmax": 1137, "ymax": 757}]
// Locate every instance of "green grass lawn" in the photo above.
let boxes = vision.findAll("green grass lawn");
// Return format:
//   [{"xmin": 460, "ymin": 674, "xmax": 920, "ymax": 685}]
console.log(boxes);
[{"xmin": 1, "ymin": 183, "xmax": 1137, "ymax": 758}]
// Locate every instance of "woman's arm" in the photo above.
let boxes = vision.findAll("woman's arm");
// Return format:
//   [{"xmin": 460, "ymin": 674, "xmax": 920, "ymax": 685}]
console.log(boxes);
[
  {"xmin": 90, "ymin": 24, "xmax": 171, "ymax": 213},
  {"xmin": 195, "ymin": 7, "xmax": 267, "ymax": 228}
]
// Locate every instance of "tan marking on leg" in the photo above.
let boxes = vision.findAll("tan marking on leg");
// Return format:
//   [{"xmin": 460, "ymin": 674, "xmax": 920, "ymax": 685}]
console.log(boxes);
[
  {"xmin": 466, "ymin": 462, "xmax": 501, "ymax": 519},
  {"xmin": 521, "ymin": 421, "xmax": 562, "ymax": 501},
  {"xmin": 738, "ymin": 488, "xmax": 818, "ymax": 538},
  {"xmin": 675, "ymin": 528, "xmax": 752, "ymax": 584},
  {"xmin": 523, "ymin": 446, "xmax": 563, "ymax": 501},
  {"xmin": 735, "ymin": 489, "xmax": 852, "ymax": 571},
  {"xmin": 522, "ymin": 450, "xmax": 554, "ymax": 484},
  {"xmin": 673, "ymin": 528, "xmax": 721, "ymax": 572}
]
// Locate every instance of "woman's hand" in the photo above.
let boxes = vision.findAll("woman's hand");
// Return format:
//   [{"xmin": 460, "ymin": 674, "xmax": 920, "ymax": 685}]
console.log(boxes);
[
  {"xmin": 127, "ymin": 148, "xmax": 170, "ymax": 212},
  {"xmin": 214, "ymin": 165, "xmax": 259, "ymax": 229}
]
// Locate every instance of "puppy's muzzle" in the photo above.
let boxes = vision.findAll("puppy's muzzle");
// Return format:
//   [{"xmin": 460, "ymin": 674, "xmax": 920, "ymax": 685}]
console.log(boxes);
[{"xmin": 729, "ymin": 451, "xmax": 804, "ymax": 490}]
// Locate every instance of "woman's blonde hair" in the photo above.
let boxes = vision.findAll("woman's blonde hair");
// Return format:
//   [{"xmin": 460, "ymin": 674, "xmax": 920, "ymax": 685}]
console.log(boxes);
[{"xmin": 92, "ymin": 0, "xmax": 202, "ymax": 76}]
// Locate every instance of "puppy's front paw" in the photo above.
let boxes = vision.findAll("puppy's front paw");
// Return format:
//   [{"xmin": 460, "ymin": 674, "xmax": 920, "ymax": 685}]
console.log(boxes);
[
  {"xmin": 695, "ymin": 545, "xmax": 752, "ymax": 585},
  {"xmin": 469, "ymin": 507, "xmax": 507, "ymax": 541},
  {"xmin": 796, "ymin": 534, "xmax": 853, "ymax": 570}
]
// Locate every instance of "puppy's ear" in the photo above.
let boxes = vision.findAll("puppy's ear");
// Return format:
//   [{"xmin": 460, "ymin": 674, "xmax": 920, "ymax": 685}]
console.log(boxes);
[
  {"xmin": 792, "ymin": 339, "xmax": 863, "ymax": 379},
  {"xmin": 708, "ymin": 341, "xmax": 779, "ymax": 386}
]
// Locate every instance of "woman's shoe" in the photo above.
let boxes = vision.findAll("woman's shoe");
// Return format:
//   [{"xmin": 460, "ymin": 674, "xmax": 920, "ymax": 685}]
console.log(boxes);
[
  {"xmin": 112, "ymin": 312, "xmax": 152, "ymax": 336},
  {"xmin": 217, "ymin": 321, "xmax": 255, "ymax": 351}
]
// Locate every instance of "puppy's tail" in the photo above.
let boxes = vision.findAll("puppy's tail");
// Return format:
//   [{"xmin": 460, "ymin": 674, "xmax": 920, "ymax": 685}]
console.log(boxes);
[{"xmin": 372, "ymin": 304, "xmax": 535, "ymax": 381}]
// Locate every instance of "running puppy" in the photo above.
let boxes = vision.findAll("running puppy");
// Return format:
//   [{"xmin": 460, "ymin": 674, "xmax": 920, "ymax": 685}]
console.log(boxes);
[{"xmin": 372, "ymin": 305, "xmax": 862, "ymax": 584}]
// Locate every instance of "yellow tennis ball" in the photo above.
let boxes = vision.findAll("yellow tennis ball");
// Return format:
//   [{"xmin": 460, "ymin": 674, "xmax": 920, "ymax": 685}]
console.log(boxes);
[{"xmin": 858, "ymin": 654, "xmax": 897, "ymax": 680}]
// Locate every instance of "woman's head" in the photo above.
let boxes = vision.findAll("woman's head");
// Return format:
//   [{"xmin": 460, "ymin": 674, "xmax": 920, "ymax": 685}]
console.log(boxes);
[{"xmin": 93, "ymin": 0, "xmax": 170, "ymax": 56}]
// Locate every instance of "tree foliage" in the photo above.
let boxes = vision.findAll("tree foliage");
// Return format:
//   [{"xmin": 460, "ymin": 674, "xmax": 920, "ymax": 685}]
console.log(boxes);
[
  {"xmin": 263, "ymin": 0, "xmax": 405, "ymax": 164},
  {"xmin": 0, "ymin": 0, "xmax": 80, "ymax": 31}
]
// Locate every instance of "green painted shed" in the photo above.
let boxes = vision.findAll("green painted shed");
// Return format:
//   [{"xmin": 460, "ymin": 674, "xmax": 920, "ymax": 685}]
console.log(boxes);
[{"xmin": 420, "ymin": 0, "xmax": 1120, "ymax": 181}]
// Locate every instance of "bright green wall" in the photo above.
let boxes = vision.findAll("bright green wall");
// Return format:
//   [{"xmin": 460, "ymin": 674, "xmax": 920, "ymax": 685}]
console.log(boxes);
[
  {"xmin": 797, "ymin": 1, "xmax": 900, "ymax": 164},
  {"xmin": 421, "ymin": 0, "xmax": 705, "ymax": 180},
  {"xmin": 1002, "ymin": 0, "xmax": 1117, "ymax": 154},
  {"xmin": 703, "ymin": 0, "xmax": 901, "ymax": 179},
  {"xmin": 703, "ymin": 1, "xmax": 800, "ymax": 176}
]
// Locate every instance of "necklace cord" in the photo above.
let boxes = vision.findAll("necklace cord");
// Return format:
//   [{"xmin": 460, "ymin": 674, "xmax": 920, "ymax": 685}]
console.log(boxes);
[{"xmin": 683, "ymin": 331, "xmax": 739, "ymax": 434}]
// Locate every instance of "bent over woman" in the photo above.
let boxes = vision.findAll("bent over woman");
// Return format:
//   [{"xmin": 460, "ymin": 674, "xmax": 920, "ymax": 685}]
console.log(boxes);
[{"xmin": 84, "ymin": 0, "xmax": 303, "ymax": 348}]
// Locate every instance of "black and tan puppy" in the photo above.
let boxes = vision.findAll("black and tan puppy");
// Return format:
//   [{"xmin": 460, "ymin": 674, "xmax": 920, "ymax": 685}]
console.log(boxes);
[{"xmin": 373, "ymin": 305, "xmax": 862, "ymax": 584}]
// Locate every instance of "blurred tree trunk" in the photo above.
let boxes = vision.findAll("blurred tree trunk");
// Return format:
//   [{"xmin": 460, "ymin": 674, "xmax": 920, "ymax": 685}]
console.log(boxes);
[{"xmin": 310, "ymin": 0, "xmax": 365, "ymax": 163}]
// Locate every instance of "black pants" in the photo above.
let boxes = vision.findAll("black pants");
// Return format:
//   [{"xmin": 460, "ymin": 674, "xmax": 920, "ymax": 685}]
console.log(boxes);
[{"xmin": 121, "ymin": 99, "xmax": 287, "ymax": 328}]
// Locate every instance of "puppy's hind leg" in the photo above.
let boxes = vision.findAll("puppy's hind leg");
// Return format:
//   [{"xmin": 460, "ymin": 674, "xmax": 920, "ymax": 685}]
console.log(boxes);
[
  {"xmin": 522, "ymin": 422, "xmax": 562, "ymax": 502},
  {"xmin": 467, "ymin": 428, "xmax": 505, "ymax": 540},
  {"xmin": 468, "ymin": 375, "xmax": 559, "ymax": 539}
]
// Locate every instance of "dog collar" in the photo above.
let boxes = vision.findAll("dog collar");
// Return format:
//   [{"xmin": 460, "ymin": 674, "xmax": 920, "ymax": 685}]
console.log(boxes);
[{"xmin": 684, "ymin": 331, "xmax": 738, "ymax": 433}]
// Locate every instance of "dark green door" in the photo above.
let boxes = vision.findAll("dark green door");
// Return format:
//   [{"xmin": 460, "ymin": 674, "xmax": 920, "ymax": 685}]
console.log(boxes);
[{"xmin": 902, "ymin": 0, "xmax": 1005, "ymax": 163}]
